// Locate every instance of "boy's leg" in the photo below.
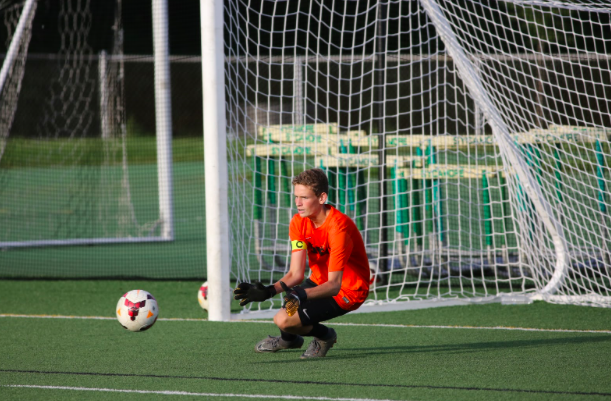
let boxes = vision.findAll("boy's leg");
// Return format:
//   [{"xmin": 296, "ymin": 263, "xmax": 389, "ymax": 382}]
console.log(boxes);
[
  {"xmin": 255, "ymin": 279, "xmax": 348, "ymax": 356},
  {"xmin": 295, "ymin": 296, "xmax": 347, "ymax": 358},
  {"xmin": 273, "ymin": 279, "xmax": 347, "ymax": 336},
  {"xmin": 254, "ymin": 332, "xmax": 304, "ymax": 353}
]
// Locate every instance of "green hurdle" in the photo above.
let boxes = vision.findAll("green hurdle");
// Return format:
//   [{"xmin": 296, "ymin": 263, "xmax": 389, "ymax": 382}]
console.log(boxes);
[
  {"xmin": 280, "ymin": 158, "xmax": 291, "ymax": 208},
  {"xmin": 347, "ymin": 140, "xmax": 357, "ymax": 212},
  {"xmin": 355, "ymin": 155, "xmax": 367, "ymax": 231},
  {"xmin": 411, "ymin": 163, "xmax": 423, "ymax": 250},
  {"xmin": 413, "ymin": 147, "xmax": 424, "ymax": 250},
  {"xmin": 552, "ymin": 146, "xmax": 564, "ymax": 204},
  {"xmin": 411, "ymin": 144, "xmax": 444, "ymax": 252},
  {"xmin": 337, "ymin": 140, "xmax": 349, "ymax": 214},
  {"xmin": 334, "ymin": 139, "xmax": 358, "ymax": 215},
  {"xmin": 595, "ymin": 140, "xmax": 608, "ymax": 215},
  {"xmin": 428, "ymin": 145, "xmax": 445, "ymax": 245},
  {"xmin": 252, "ymin": 155, "xmax": 263, "ymax": 220},
  {"xmin": 482, "ymin": 170, "xmax": 493, "ymax": 263},
  {"xmin": 267, "ymin": 158, "xmax": 277, "ymax": 206},
  {"xmin": 395, "ymin": 163, "xmax": 509, "ymax": 270},
  {"xmin": 498, "ymin": 172, "xmax": 514, "ymax": 267},
  {"xmin": 251, "ymin": 124, "xmax": 608, "ymax": 273},
  {"xmin": 327, "ymin": 166, "xmax": 337, "ymax": 205},
  {"xmin": 524, "ymin": 144, "xmax": 544, "ymax": 241},
  {"xmin": 421, "ymin": 146, "xmax": 434, "ymax": 246},
  {"xmin": 391, "ymin": 161, "xmax": 410, "ymax": 246},
  {"xmin": 595, "ymin": 139, "xmax": 611, "ymax": 265}
]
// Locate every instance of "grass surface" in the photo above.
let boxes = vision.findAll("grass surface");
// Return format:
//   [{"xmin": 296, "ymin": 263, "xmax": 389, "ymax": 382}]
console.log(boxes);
[
  {"xmin": 1, "ymin": 280, "xmax": 611, "ymax": 401},
  {"xmin": 0, "ymin": 137, "xmax": 205, "ymax": 168}
]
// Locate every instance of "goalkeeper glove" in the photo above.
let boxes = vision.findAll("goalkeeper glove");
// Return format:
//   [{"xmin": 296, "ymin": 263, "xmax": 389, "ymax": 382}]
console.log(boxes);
[
  {"xmin": 233, "ymin": 282, "xmax": 276, "ymax": 306},
  {"xmin": 280, "ymin": 281, "xmax": 307, "ymax": 317}
]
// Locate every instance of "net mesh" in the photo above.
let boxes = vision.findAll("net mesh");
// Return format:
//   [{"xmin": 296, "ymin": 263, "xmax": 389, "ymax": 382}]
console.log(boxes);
[
  {"xmin": 225, "ymin": 0, "xmax": 611, "ymax": 311},
  {"xmin": 0, "ymin": 1, "xmax": 205, "ymax": 279}
]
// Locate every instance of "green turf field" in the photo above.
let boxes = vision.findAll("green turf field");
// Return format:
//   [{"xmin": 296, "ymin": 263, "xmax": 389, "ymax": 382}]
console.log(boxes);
[{"xmin": 1, "ymin": 280, "xmax": 610, "ymax": 401}]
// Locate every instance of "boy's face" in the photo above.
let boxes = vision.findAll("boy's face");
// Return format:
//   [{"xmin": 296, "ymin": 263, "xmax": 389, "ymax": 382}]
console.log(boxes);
[{"xmin": 294, "ymin": 184, "xmax": 326, "ymax": 218}]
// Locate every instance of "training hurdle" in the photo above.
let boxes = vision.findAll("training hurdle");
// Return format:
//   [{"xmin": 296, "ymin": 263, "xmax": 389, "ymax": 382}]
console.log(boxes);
[
  {"xmin": 392, "ymin": 163, "xmax": 513, "ymax": 277},
  {"xmin": 248, "ymin": 123, "xmax": 609, "ymax": 275}
]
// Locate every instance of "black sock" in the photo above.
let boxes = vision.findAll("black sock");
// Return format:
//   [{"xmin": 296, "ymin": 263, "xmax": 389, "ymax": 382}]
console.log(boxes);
[
  {"xmin": 306, "ymin": 323, "xmax": 329, "ymax": 339},
  {"xmin": 280, "ymin": 330, "xmax": 297, "ymax": 342}
]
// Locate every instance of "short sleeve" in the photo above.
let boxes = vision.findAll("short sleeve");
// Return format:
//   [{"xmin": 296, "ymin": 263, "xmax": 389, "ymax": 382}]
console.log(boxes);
[
  {"xmin": 327, "ymin": 228, "xmax": 354, "ymax": 272},
  {"xmin": 289, "ymin": 215, "xmax": 306, "ymax": 253}
]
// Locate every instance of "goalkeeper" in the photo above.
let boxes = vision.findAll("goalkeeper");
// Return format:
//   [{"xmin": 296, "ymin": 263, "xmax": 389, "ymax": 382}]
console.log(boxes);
[{"xmin": 234, "ymin": 168, "xmax": 370, "ymax": 358}]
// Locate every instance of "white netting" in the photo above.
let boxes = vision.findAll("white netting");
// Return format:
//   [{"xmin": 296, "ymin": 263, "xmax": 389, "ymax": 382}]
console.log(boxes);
[
  {"xmin": 225, "ymin": 0, "xmax": 611, "ymax": 312},
  {"xmin": 0, "ymin": 0, "xmax": 162, "ymax": 248},
  {"xmin": 0, "ymin": 0, "xmax": 35, "ymax": 160}
]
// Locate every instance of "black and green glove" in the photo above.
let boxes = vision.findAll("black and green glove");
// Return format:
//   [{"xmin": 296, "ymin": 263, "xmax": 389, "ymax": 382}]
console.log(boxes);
[{"xmin": 233, "ymin": 282, "xmax": 276, "ymax": 306}]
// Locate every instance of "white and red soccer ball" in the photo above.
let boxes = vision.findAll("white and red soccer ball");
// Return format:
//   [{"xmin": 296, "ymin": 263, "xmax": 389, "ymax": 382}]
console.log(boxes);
[
  {"xmin": 116, "ymin": 290, "xmax": 159, "ymax": 332},
  {"xmin": 198, "ymin": 281, "xmax": 233, "ymax": 312},
  {"xmin": 198, "ymin": 282, "xmax": 210, "ymax": 311}
]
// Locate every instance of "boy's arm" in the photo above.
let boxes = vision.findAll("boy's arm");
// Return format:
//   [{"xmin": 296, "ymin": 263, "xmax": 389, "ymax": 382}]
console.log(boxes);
[
  {"xmin": 303, "ymin": 270, "xmax": 342, "ymax": 300},
  {"xmin": 271, "ymin": 248, "xmax": 307, "ymax": 295}
]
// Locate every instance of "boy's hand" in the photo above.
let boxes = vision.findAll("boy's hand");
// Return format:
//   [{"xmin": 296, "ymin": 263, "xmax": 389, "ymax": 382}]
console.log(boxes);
[
  {"xmin": 280, "ymin": 281, "xmax": 307, "ymax": 317},
  {"xmin": 233, "ymin": 282, "xmax": 275, "ymax": 306}
]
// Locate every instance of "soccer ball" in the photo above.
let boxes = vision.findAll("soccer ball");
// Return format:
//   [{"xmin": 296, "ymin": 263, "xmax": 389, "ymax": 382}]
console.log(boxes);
[
  {"xmin": 198, "ymin": 281, "xmax": 232, "ymax": 312},
  {"xmin": 198, "ymin": 282, "xmax": 209, "ymax": 311},
  {"xmin": 116, "ymin": 290, "xmax": 159, "ymax": 332}
]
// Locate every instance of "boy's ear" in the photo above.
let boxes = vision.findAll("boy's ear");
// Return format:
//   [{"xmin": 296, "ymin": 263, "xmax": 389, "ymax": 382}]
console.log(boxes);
[{"xmin": 319, "ymin": 192, "xmax": 328, "ymax": 204}]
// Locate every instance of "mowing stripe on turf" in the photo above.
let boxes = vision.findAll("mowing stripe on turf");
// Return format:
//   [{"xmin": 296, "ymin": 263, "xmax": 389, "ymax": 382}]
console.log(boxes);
[
  {"xmin": 3, "ymin": 369, "xmax": 611, "ymax": 397},
  {"xmin": 1, "ymin": 313, "xmax": 610, "ymax": 334},
  {"xmin": 1, "ymin": 384, "xmax": 402, "ymax": 401}
]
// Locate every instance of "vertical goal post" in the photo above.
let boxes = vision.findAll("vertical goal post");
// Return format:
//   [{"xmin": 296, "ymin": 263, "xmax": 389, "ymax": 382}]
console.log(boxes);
[{"xmin": 201, "ymin": 0, "xmax": 231, "ymax": 322}]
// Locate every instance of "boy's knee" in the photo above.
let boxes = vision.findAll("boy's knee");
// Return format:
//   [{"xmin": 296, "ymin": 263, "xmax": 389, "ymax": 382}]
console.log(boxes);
[{"xmin": 274, "ymin": 310, "xmax": 298, "ymax": 332}]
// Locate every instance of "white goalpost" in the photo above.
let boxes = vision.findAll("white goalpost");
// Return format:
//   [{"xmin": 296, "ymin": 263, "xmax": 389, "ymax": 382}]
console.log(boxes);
[
  {"xmin": 201, "ymin": 0, "xmax": 231, "ymax": 321},
  {"xmin": 0, "ymin": 0, "xmax": 35, "ymax": 95},
  {"xmin": 0, "ymin": 0, "xmax": 174, "ymax": 248},
  {"xmin": 202, "ymin": 0, "xmax": 611, "ymax": 320}
]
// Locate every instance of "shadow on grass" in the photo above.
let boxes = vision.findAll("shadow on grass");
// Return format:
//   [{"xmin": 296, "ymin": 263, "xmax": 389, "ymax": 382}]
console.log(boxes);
[{"xmin": 255, "ymin": 333, "xmax": 611, "ymax": 363}]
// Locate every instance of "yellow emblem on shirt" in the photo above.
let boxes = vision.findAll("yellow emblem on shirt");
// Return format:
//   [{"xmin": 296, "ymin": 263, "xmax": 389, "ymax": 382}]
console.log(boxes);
[{"xmin": 291, "ymin": 240, "xmax": 305, "ymax": 251}]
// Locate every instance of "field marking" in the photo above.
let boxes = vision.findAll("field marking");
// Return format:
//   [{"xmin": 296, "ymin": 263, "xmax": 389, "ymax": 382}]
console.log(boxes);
[
  {"xmin": 328, "ymin": 322, "xmax": 611, "ymax": 335},
  {"xmin": 2, "ymin": 384, "xmax": 403, "ymax": 401},
  {"xmin": 1, "ymin": 313, "xmax": 610, "ymax": 334}
]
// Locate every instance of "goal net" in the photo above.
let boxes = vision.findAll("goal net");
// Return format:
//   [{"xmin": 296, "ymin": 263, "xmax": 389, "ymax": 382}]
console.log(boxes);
[
  {"xmin": 224, "ymin": 0, "xmax": 611, "ymax": 315},
  {"xmin": 0, "ymin": 0, "xmax": 172, "ymax": 249}
]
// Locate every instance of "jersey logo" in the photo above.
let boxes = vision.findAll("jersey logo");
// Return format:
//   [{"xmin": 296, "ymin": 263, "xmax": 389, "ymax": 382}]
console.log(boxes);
[
  {"xmin": 291, "ymin": 240, "xmax": 305, "ymax": 251},
  {"xmin": 310, "ymin": 246, "xmax": 329, "ymax": 256}
]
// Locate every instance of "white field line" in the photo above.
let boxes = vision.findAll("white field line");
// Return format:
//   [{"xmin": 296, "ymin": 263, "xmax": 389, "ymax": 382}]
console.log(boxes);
[
  {"xmin": 1, "ymin": 384, "xmax": 404, "ymax": 401},
  {"xmin": 1, "ymin": 313, "xmax": 610, "ymax": 334}
]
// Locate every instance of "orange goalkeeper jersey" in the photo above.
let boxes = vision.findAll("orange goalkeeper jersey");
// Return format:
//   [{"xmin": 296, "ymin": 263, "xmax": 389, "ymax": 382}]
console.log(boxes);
[{"xmin": 289, "ymin": 205, "xmax": 370, "ymax": 311}]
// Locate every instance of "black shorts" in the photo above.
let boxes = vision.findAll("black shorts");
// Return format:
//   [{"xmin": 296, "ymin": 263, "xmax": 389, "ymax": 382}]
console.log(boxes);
[{"xmin": 296, "ymin": 279, "xmax": 349, "ymax": 326}]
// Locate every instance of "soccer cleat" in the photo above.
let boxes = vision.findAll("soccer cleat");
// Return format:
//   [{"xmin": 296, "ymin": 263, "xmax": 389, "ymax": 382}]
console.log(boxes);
[
  {"xmin": 300, "ymin": 328, "xmax": 337, "ymax": 359},
  {"xmin": 254, "ymin": 335, "xmax": 304, "ymax": 353}
]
